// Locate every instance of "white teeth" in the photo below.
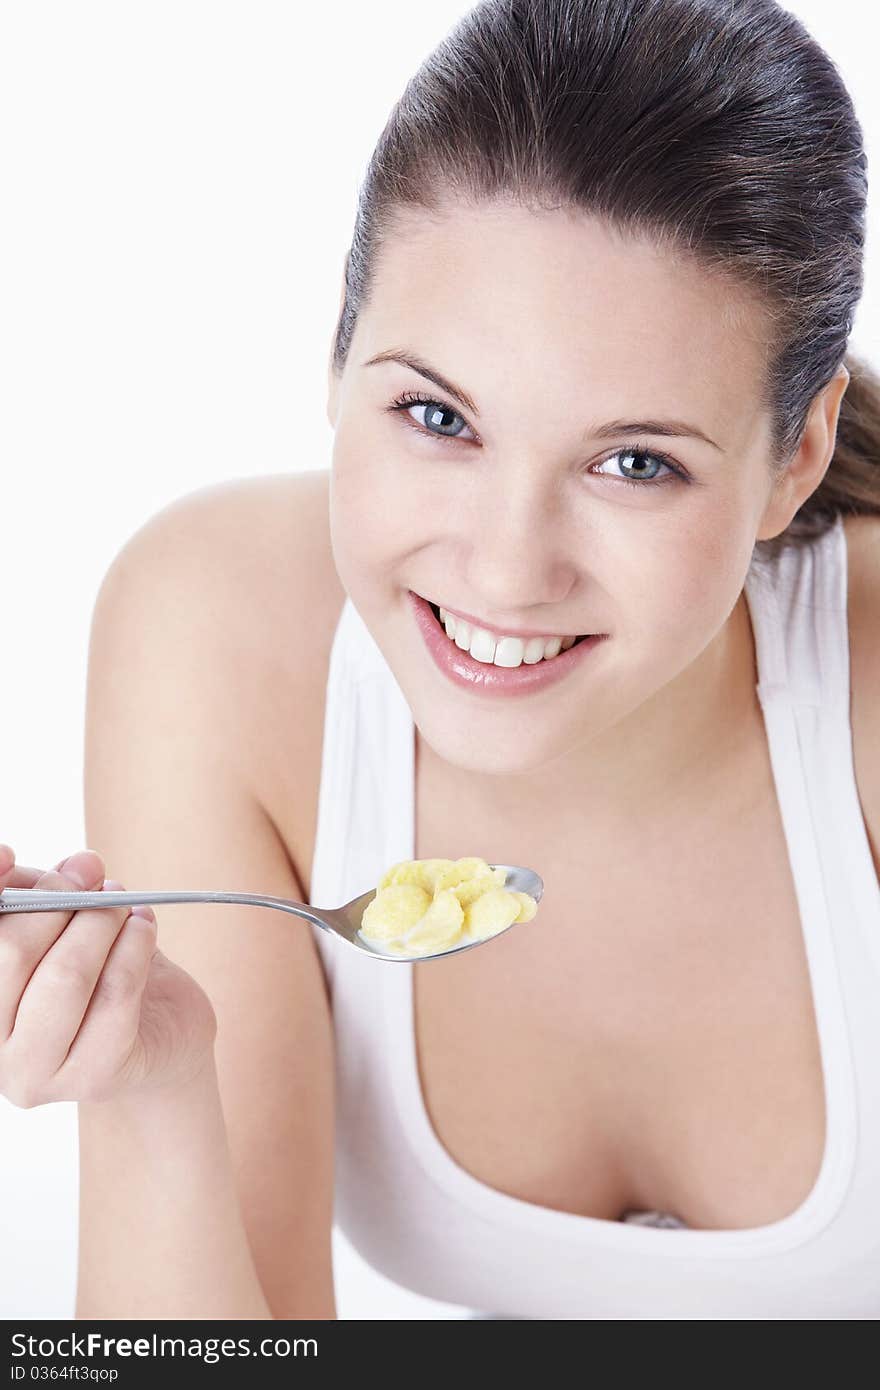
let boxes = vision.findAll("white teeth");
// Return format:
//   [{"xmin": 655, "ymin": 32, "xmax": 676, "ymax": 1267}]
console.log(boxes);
[{"xmin": 438, "ymin": 607, "xmax": 581, "ymax": 668}]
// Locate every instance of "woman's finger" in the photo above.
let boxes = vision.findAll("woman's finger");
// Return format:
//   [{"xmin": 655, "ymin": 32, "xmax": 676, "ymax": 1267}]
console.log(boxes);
[
  {"xmin": 0, "ymin": 845, "xmax": 39, "ymax": 889},
  {"xmin": 1, "ymin": 864, "xmax": 47, "ymax": 889},
  {"xmin": 8, "ymin": 873, "xmax": 133, "ymax": 1073},
  {"xmin": 0, "ymin": 847, "xmax": 103, "ymax": 891},
  {"xmin": 0, "ymin": 853, "xmax": 107, "ymax": 1041},
  {"xmin": 50, "ymin": 909, "xmax": 158, "ymax": 1100}
]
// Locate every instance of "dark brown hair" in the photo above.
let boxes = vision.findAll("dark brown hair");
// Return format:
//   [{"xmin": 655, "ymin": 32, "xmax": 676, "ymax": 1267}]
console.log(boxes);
[{"xmin": 331, "ymin": 0, "xmax": 879, "ymax": 552}]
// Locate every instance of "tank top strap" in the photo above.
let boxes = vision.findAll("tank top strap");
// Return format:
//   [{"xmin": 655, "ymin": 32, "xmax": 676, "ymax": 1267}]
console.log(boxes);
[{"xmin": 744, "ymin": 514, "xmax": 848, "ymax": 711}]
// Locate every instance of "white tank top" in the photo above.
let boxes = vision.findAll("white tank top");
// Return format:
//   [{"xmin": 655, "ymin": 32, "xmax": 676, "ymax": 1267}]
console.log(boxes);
[{"xmin": 307, "ymin": 514, "xmax": 880, "ymax": 1318}]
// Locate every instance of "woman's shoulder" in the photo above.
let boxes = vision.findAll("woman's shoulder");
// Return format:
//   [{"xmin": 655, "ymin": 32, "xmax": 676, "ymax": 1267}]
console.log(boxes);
[
  {"xmin": 208, "ymin": 470, "xmax": 344, "ymax": 878},
  {"xmin": 131, "ymin": 470, "xmax": 344, "ymax": 889},
  {"xmin": 171, "ymin": 466, "xmax": 341, "ymax": 631},
  {"xmin": 136, "ymin": 467, "xmax": 343, "ymax": 692}
]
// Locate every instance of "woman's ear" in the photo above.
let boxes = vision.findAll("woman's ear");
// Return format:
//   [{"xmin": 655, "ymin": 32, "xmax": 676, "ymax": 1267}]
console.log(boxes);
[{"xmin": 756, "ymin": 361, "xmax": 851, "ymax": 541}]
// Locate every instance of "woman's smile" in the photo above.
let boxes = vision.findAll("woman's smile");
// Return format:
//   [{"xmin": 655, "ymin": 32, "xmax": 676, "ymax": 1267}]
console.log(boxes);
[{"xmin": 408, "ymin": 589, "xmax": 609, "ymax": 696}]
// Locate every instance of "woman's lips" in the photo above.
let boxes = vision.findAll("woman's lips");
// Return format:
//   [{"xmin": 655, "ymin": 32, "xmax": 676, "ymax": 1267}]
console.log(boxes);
[{"xmin": 408, "ymin": 590, "xmax": 608, "ymax": 698}]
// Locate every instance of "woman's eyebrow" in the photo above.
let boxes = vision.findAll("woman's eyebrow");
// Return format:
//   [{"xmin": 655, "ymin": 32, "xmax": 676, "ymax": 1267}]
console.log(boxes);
[
  {"xmin": 593, "ymin": 417, "xmax": 723, "ymax": 451},
  {"xmin": 363, "ymin": 348, "xmax": 723, "ymax": 452},
  {"xmin": 364, "ymin": 349, "xmax": 479, "ymax": 415}
]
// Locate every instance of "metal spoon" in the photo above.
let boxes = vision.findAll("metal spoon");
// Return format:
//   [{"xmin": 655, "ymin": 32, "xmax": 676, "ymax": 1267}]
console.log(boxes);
[{"xmin": 0, "ymin": 862, "xmax": 544, "ymax": 962}]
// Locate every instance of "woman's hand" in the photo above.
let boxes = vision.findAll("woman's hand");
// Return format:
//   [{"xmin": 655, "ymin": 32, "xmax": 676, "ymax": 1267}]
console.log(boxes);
[{"xmin": 0, "ymin": 846, "xmax": 217, "ymax": 1107}]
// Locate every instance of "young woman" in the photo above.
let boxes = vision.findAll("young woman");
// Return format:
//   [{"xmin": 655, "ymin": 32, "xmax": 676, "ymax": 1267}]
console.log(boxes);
[{"xmin": 2, "ymin": 0, "xmax": 879, "ymax": 1319}]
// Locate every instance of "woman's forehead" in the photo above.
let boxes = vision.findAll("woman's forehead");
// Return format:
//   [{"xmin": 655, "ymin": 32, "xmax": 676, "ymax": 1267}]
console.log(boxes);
[
  {"xmin": 361, "ymin": 205, "xmax": 770, "ymax": 443},
  {"xmin": 375, "ymin": 200, "xmax": 768, "ymax": 341}
]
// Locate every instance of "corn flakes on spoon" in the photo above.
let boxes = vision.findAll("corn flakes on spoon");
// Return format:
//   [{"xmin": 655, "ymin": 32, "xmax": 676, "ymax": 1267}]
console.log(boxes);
[{"xmin": 0, "ymin": 859, "xmax": 543, "ymax": 963}]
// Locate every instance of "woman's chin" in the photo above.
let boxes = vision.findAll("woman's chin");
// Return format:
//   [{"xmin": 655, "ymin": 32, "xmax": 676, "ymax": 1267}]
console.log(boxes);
[{"xmin": 413, "ymin": 709, "xmax": 575, "ymax": 780}]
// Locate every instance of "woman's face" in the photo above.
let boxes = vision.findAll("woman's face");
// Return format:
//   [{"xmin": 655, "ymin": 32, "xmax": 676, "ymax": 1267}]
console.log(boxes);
[{"xmin": 326, "ymin": 202, "xmax": 838, "ymax": 801}]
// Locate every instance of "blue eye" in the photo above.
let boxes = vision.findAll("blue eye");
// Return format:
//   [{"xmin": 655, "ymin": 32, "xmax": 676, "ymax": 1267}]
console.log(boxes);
[
  {"xmin": 387, "ymin": 391, "xmax": 476, "ymax": 444},
  {"xmin": 386, "ymin": 390, "xmax": 688, "ymax": 489},
  {"xmin": 590, "ymin": 445, "xmax": 681, "ymax": 489}
]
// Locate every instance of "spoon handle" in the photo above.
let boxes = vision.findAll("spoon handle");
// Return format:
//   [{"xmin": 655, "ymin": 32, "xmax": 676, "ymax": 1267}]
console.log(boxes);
[{"xmin": 0, "ymin": 887, "xmax": 327, "ymax": 930}]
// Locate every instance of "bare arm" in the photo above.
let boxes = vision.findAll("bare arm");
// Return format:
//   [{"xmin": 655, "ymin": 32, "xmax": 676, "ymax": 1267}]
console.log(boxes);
[
  {"xmin": 75, "ymin": 482, "xmax": 336, "ymax": 1320},
  {"xmin": 77, "ymin": 1054, "xmax": 274, "ymax": 1320}
]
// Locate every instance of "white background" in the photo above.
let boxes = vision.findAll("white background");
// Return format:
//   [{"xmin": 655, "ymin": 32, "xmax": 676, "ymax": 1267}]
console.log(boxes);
[{"xmin": 0, "ymin": 1, "xmax": 877, "ymax": 1320}]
